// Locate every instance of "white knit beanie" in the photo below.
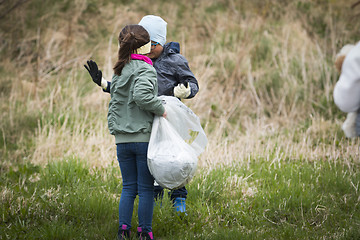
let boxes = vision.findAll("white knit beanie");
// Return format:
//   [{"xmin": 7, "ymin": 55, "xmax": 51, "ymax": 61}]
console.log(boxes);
[{"xmin": 139, "ymin": 15, "xmax": 167, "ymax": 46}]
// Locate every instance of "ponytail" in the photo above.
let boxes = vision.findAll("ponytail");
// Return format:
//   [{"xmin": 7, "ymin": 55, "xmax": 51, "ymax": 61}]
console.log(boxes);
[{"xmin": 113, "ymin": 25, "xmax": 150, "ymax": 75}]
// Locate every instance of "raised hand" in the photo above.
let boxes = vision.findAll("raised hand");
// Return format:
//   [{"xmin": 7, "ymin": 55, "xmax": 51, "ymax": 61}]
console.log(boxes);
[{"xmin": 84, "ymin": 60, "xmax": 102, "ymax": 86}]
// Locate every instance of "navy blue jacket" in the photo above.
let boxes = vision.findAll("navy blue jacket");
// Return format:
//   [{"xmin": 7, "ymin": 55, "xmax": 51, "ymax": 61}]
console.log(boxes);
[{"xmin": 105, "ymin": 42, "xmax": 199, "ymax": 98}]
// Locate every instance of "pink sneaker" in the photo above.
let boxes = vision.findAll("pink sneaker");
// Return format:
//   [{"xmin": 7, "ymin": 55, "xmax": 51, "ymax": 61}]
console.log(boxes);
[
  {"xmin": 117, "ymin": 224, "xmax": 130, "ymax": 240},
  {"xmin": 137, "ymin": 227, "xmax": 155, "ymax": 240}
]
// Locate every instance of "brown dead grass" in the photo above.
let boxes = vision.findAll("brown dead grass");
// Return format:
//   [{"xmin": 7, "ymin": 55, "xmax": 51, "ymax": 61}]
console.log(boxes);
[{"xmin": 1, "ymin": 0, "xmax": 359, "ymax": 169}]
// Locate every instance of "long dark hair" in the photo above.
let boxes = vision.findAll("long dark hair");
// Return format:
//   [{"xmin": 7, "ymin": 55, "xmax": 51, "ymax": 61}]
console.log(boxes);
[{"xmin": 113, "ymin": 24, "xmax": 150, "ymax": 75}]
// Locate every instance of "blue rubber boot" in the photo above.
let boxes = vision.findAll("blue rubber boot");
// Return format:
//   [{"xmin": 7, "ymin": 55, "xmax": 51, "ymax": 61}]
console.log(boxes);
[{"xmin": 174, "ymin": 197, "xmax": 186, "ymax": 213}]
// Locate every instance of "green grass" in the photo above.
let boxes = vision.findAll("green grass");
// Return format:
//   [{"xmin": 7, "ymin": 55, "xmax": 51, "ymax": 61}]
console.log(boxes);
[
  {"xmin": 1, "ymin": 157, "xmax": 120, "ymax": 240},
  {"xmin": 1, "ymin": 156, "xmax": 359, "ymax": 239}
]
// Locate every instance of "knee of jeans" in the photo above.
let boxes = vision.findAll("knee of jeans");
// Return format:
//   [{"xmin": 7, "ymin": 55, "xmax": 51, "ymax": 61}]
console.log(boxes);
[
  {"xmin": 138, "ymin": 183, "xmax": 154, "ymax": 193},
  {"xmin": 122, "ymin": 182, "xmax": 138, "ymax": 196},
  {"xmin": 122, "ymin": 189, "xmax": 137, "ymax": 199}
]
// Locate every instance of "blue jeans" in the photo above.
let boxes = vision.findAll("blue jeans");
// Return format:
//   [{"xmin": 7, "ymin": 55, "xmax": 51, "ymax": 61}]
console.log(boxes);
[
  {"xmin": 116, "ymin": 142, "xmax": 154, "ymax": 233},
  {"xmin": 154, "ymin": 186, "xmax": 188, "ymax": 201}
]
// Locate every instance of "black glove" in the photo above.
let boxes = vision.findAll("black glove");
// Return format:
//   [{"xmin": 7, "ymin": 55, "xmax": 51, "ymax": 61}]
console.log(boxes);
[{"xmin": 84, "ymin": 60, "xmax": 102, "ymax": 86}]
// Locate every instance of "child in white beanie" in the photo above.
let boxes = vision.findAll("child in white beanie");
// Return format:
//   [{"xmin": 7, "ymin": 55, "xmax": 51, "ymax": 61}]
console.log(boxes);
[
  {"xmin": 85, "ymin": 15, "xmax": 199, "ymax": 215},
  {"xmin": 138, "ymin": 15, "xmax": 167, "ymax": 46},
  {"xmin": 333, "ymin": 41, "xmax": 360, "ymax": 138}
]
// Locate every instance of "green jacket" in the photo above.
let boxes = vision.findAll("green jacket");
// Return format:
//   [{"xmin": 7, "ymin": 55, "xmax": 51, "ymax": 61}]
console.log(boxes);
[{"xmin": 107, "ymin": 60, "xmax": 165, "ymax": 144}]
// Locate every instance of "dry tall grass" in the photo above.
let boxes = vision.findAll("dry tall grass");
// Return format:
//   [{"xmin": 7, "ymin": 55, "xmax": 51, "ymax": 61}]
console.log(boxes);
[{"xmin": 1, "ymin": 0, "xmax": 359, "ymax": 170}]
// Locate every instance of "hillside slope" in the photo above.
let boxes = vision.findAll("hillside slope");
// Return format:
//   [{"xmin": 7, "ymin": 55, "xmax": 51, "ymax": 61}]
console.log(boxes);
[{"xmin": 0, "ymin": 0, "xmax": 359, "ymax": 167}]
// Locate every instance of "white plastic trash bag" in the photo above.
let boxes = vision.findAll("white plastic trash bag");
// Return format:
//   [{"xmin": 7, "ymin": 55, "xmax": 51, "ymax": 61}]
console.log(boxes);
[
  {"xmin": 148, "ymin": 118, "xmax": 198, "ymax": 190},
  {"xmin": 147, "ymin": 96, "xmax": 207, "ymax": 190}
]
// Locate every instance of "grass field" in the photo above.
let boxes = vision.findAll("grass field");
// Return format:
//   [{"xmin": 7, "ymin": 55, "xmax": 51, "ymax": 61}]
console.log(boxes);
[
  {"xmin": 1, "ymin": 0, "xmax": 360, "ymax": 239},
  {"xmin": 1, "ymin": 156, "xmax": 360, "ymax": 239}
]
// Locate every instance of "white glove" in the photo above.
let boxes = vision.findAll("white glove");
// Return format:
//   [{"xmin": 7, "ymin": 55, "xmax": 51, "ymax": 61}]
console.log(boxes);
[
  {"xmin": 174, "ymin": 83, "xmax": 191, "ymax": 99},
  {"xmin": 342, "ymin": 112, "xmax": 357, "ymax": 138}
]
